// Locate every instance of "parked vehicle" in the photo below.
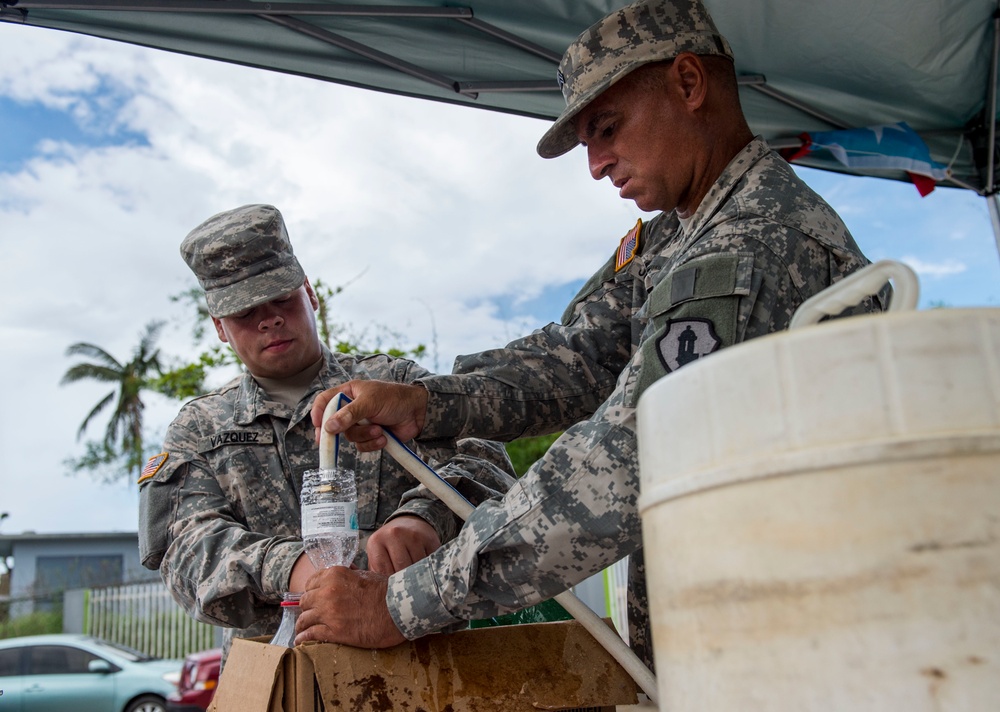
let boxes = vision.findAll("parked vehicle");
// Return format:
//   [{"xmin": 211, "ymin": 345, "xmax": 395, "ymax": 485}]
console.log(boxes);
[
  {"xmin": 0, "ymin": 633, "xmax": 181, "ymax": 712},
  {"xmin": 167, "ymin": 647, "xmax": 221, "ymax": 712}
]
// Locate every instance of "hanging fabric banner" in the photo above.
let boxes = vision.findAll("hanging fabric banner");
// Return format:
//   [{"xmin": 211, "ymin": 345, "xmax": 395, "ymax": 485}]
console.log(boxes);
[{"xmin": 786, "ymin": 122, "xmax": 949, "ymax": 196}]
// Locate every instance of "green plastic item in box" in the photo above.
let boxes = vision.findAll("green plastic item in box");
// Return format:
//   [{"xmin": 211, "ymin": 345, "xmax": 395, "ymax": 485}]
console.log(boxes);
[{"xmin": 468, "ymin": 598, "xmax": 573, "ymax": 628}]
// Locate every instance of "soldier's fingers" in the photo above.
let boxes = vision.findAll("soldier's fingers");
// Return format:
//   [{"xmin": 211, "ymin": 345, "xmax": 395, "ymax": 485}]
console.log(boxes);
[
  {"xmin": 310, "ymin": 385, "xmax": 354, "ymax": 427},
  {"xmin": 378, "ymin": 539, "xmax": 413, "ymax": 574},
  {"xmin": 310, "ymin": 390, "xmax": 334, "ymax": 429},
  {"xmin": 349, "ymin": 428, "xmax": 388, "ymax": 453},
  {"xmin": 294, "ymin": 606, "xmax": 330, "ymax": 637},
  {"xmin": 323, "ymin": 406, "xmax": 358, "ymax": 435},
  {"xmin": 295, "ymin": 620, "xmax": 336, "ymax": 645},
  {"xmin": 387, "ymin": 543, "xmax": 416, "ymax": 573},
  {"xmin": 366, "ymin": 540, "xmax": 394, "ymax": 576},
  {"xmin": 311, "ymin": 384, "xmax": 358, "ymax": 443}
]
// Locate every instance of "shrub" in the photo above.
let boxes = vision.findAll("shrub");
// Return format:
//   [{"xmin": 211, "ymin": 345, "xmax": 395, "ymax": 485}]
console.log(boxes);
[
  {"xmin": 505, "ymin": 432, "xmax": 562, "ymax": 476},
  {"xmin": 0, "ymin": 610, "xmax": 62, "ymax": 639}
]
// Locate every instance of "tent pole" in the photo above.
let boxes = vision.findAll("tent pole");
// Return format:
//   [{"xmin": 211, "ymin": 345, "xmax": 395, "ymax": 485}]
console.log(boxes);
[
  {"xmin": 988, "ymin": 195, "xmax": 1000, "ymax": 264},
  {"xmin": 987, "ymin": 6, "xmax": 1000, "ymax": 194}
]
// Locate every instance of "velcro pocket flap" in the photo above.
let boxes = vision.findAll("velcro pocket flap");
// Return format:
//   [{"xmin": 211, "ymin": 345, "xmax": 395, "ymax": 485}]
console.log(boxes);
[{"xmin": 648, "ymin": 252, "xmax": 754, "ymax": 318}]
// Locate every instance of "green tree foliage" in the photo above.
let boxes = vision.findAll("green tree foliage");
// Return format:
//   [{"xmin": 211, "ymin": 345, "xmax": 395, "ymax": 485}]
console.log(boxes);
[
  {"xmin": 313, "ymin": 277, "xmax": 345, "ymax": 349},
  {"xmin": 151, "ymin": 345, "xmax": 239, "ymax": 401},
  {"xmin": 156, "ymin": 287, "xmax": 240, "ymax": 397},
  {"xmin": 312, "ymin": 277, "xmax": 427, "ymax": 360},
  {"xmin": 504, "ymin": 432, "xmax": 562, "ymax": 476},
  {"xmin": 169, "ymin": 285, "xmax": 213, "ymax": 342},
  {"xmin": 61, "ymin": 321, "xmax": 165, "ymax": 481}
]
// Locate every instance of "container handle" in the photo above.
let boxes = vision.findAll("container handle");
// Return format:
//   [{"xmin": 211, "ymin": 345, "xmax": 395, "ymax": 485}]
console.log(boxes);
[{"xmin": 789, "ymin": 259, "xmax": 919, "ymax": 330}]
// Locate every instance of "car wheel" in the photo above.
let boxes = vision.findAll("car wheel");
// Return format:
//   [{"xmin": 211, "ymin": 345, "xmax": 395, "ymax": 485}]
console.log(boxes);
[{"xmin": 124, "ymin": 694, "xmax": 167, "ymax": 712}]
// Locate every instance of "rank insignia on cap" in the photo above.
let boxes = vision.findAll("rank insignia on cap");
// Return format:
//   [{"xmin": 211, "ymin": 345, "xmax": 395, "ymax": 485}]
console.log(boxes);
[
  {"xmin": 138, "ymin": 453, "xmax": 168, "ymax": 485},
  {"xmin": 615, "ymin": 219, "xmax": 642, "ymax": 272},
  {"xmin": 556, "ymin": 69, "xmax": 566, "ymax": 89},
  {"xmin": 656, "ymin": 319, "xmax": 721, "ymax": 372}
]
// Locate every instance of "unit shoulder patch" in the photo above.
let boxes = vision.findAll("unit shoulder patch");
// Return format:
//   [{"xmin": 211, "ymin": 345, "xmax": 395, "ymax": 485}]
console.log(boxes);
[
  {"xmin": 655, "ymin": 318, "xmax": 722, "ymax": 373},
  {"xmin": 138, "ymin": 453, "xmax": 168, "ymax": 485},
  {"xmin": 615, "ymin": 219, "xmax": 642, "ymax": 272}
]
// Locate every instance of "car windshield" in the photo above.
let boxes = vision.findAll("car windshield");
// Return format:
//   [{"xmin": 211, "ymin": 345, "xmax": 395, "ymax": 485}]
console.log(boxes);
[{"xmin": 88, "ymin": 638, "xmax": 156, "ymax": 662}]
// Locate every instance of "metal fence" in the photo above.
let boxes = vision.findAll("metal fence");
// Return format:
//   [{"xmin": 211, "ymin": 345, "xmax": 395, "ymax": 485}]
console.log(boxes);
[
  {"xmin": 77, "ymin": 565, "xmax": 628, "ymax": 659},
  {"xmin": 85, "ymin": 581, "xmax": 217, "ymax": 659}
]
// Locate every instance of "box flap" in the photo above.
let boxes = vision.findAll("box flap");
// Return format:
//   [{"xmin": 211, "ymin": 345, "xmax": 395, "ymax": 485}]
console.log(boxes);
[
  {"xmin": 289, "ymin": 642, "xmax": 316, "ymax": 712},
  {"xmin": 210, "ymin": 637, "xmax": 291, "ymax": 712}
]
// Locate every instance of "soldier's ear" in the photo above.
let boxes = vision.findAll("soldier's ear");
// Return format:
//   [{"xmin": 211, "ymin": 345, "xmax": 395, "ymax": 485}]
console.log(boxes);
[
  {"xmin": 672, "ymin": 53, "xmax": 707, "ymax": 111},
  {"xmin": 213, "ymin": 317, "xmax": 229, "ymax": 344},
  {"xmin": 304, "ymin": 279, "xmax": 320, "ymax": 311}
]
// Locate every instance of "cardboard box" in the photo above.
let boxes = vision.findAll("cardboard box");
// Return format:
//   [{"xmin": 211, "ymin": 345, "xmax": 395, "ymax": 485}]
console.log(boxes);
[{"xmin": 209, "ymin": 619, "xmax": 639, "ymax": 712}]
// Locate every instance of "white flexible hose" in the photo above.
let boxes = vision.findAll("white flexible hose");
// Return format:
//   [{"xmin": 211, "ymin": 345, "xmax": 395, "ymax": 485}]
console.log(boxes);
[
  {"xmin": 319, "ymin": 394, "xmax": 658, "ymax": 704},
  {"xmin": 318, "ymin": 397, "xmax": 341, "ymax": 471}
]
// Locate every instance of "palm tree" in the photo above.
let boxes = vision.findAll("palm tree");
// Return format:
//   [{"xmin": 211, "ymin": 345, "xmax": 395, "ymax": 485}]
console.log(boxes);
[{"xmin": 61, "ymin": 320, "xmax": 165, "ymax": 480}]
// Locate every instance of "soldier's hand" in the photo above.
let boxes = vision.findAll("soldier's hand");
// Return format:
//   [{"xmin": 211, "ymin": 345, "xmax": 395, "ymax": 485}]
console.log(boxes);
[
  {"xmin": 366, "ymin": 516, "xmax": 441, "ymax": 575},
  {"xmin": 295, "ymin": 567, "xmax": 406, "ymax": 648},
  {"xmin": 311, "ymin": 380, "xmax": 428, "ymax": 452},
  {"xmin": 287, "ymin": 553, "xmax": 318, "ymax": 592}
]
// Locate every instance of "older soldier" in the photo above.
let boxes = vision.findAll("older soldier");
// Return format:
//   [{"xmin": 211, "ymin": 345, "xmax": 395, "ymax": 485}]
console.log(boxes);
[
  {"xmin": 137, "ymin": 204, "xmax": 515, "ymax": 655},
  {"xmin": 298, "ymin": 0, "xmax": 883, "ymax": 671}
]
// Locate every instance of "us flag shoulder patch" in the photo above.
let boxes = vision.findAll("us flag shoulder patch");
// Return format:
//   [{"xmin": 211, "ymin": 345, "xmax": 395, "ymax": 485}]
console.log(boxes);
[
  {"xmin": 138, "ymin": 453, "xmax": 168, "ymax": 485},
  {"xmin": 615, "ymin": 219, "xmax": 642, "ymax": 272}
]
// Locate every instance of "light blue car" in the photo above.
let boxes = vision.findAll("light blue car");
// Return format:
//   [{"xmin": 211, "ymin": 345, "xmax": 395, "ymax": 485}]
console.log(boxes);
[{"xmin": 0, "ymin": 634, "xmax": 182, "ymax": 712}]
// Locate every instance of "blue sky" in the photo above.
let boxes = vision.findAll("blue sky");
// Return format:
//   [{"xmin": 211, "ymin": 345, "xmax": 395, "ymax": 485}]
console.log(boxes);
[
  {"xmin": 1, "ymin": 22, "xmax": 998, "ymax": 535},
  {"xmin": 0, "ymin": 94, "xmax": 149, "ymax": 172}
]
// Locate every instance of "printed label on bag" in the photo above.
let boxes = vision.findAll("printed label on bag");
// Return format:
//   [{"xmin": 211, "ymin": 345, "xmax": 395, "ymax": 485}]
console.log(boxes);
[{"xmin": 302, "ymin": 502, "xmax": 358, "ymax": 535}]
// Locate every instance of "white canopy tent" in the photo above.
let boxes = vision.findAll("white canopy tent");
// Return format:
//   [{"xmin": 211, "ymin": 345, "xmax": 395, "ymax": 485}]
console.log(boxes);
[{"xmin": 3, "ymin": 0, "xmax": 999, "ymax": 255}]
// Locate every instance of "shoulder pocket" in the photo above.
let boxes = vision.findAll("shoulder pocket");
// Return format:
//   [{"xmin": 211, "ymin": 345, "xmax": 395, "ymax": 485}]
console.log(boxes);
[
  {"xmin": 648, "ymin": 252, "xmax": 754, "ymax": 318},
  {"xmin": 138, "ymin": 457, "xmax": 182, "ymax": 570},
  {"xmin": 628, "ymin": 252, "xmax": 755, "ymax": 407}
]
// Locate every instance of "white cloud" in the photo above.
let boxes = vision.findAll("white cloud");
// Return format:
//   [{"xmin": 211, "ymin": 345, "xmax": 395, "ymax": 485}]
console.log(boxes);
[{"xmin": 899, "ymin": 255, "xmax": 967, "ymax": 278}]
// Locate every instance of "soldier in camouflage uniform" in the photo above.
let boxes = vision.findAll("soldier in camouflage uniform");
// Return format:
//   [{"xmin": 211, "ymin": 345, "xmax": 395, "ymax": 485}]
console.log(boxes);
[
  {"xmin": 137, "ymin": 204, "xmax": 516, "ymax": 656},
  {"xmin": 295, "ymin": 0, "xmax": 884, "ymax": 674}
]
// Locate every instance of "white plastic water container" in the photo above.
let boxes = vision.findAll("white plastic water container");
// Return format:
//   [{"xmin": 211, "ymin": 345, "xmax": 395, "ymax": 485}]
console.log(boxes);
[{"xmin": 637, "ymin": 263, "xmax": 1000, "ymax": 710}]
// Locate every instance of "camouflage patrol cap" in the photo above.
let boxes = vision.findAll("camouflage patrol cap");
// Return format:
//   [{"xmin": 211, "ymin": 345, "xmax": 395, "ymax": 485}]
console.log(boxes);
[
  {"xmin": 180, "ymin": 204, "xmax": 306, "ymax": 318},
  {"xmin": 537, "ymin": 0, "xmax": 733, "ymax": 159}
]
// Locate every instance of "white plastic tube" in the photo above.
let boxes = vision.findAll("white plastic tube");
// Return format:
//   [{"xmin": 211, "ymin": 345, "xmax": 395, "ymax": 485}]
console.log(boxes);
[
  {"xmin": 319, "ymin": 394, "xmax": 658, "ymax": 704},
  {"xmin": 318, "ymin": 396, "xmax": 341, "ymax": 471}
]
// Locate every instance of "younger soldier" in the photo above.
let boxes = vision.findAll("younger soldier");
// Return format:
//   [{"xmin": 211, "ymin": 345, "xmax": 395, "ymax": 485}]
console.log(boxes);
[{"xmin": 138, "ymin": 204, "xmax": 515, "ymax": 654}]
